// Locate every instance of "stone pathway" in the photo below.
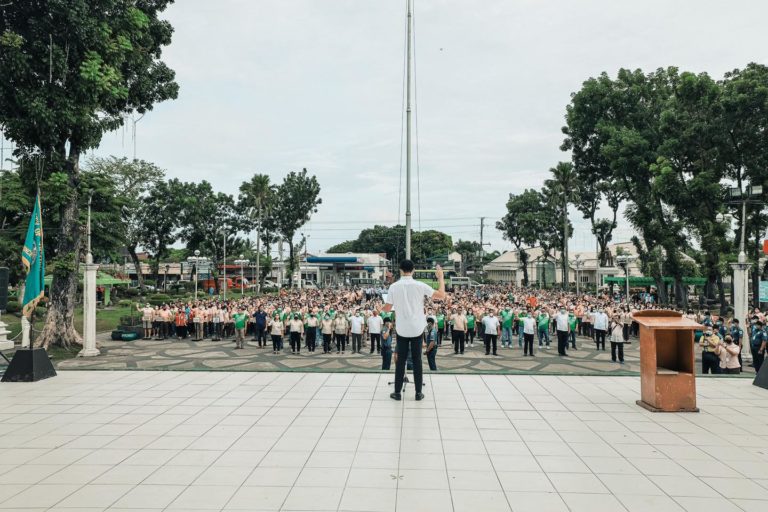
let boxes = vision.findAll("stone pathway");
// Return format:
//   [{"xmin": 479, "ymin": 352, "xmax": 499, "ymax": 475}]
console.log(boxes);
[{"xmin": 53, "ymin": 333, "xmax": 651, "ymax": 375}]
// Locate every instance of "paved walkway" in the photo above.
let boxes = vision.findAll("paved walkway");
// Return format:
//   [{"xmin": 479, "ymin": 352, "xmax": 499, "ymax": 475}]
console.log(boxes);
[
  {"xmin": 0, "ymin": 371, "xmax": 765, "ymax": 511},
  {"xmin": 54, "ymin": 333, "xmax": 648, "ymax": 375}
]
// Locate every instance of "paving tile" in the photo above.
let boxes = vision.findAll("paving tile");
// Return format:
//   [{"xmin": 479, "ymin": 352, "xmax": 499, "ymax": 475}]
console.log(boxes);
[
  {"xmin": 167, "ymin": 485, "xmax": 238, "ymax": 510},
  {"xmin": 56, "ymin": 484, "xmax": 132, "ymax": 508},
  {"xmin": 111, "ymin": 484, "xmax": 186, "ymax": 509}
]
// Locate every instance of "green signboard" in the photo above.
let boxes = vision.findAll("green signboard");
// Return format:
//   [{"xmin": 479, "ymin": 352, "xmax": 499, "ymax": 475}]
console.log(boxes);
[{"xmin": 760, "ymin": 281, "xmax": 768, "ymax": 303}]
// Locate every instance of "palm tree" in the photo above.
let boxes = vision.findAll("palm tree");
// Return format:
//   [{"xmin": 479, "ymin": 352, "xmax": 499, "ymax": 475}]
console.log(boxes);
[
  {"xmin": 545, "ymin": 162, "xmax": 578, "ymax": 289},
  {"xmin": 238, "ymin": 174, "xmax": 274, "ymax": 291}
]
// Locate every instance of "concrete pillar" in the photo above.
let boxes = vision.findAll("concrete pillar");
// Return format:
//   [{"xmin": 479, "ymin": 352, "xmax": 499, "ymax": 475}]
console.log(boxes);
[
  {"xmin": 731, "ymin": 260, "xmax": 752, "ymax": 363},
  {"xmin": 21, "ymin": 316, "xmax": 30, "ymax": 348},
  {"xmin": 79, "ymin": 259, "xmax": 100, "ymax": 357},
  {"xmin": 0, "ymin": 316, "xmax": 12, "ymax": 351}
]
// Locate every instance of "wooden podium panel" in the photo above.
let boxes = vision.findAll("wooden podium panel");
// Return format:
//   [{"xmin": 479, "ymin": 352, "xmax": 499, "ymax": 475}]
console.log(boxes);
[{"xmin": 633, "ymin": 310, "xmax": 701, "ymax": 412}]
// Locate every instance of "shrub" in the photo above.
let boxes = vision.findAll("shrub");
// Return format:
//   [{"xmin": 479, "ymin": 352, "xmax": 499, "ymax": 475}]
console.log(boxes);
[
  {"xmin": 118, "ymin": 299, "xmax": 132, "ymax": 307},
  {"xmin": 123, "ymin": 287, "xmax": 140, "ymax": 297}
]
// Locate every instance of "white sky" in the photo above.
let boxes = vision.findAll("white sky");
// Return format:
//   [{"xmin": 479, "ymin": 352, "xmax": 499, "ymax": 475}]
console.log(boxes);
[{"xmin": 92, "ymin": 0, "xmax": 768, "ymax": 255}]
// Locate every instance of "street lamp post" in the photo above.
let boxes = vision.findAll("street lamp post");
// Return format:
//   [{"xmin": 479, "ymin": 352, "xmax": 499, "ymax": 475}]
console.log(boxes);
[
  {"xmin": 164, "ymin": 264, "xmax": 170, "ymax": 292},
  {"xmin": 234, "ymin": 255, "xmax": 249, "ymax": 296},
  {"xmin": 187, "ymin": 250, "xmax": 202, "ymax": 301},
  {"xmin": 572, "ymin": 254, "xmax": 584, "ymax": 296},
  {"xmin": 616, "ymin": 255, "xmax": 635, "ymax": 305}
]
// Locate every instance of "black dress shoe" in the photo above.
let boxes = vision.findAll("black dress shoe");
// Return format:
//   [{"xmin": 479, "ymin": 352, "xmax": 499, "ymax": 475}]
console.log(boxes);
[
  {"xmin": 390, "ymin": 393, "xmax": 402, "ymax": 401},
  {"xmin": 415, "ymin": 393, "xmax": 425, "ymax": 401}
]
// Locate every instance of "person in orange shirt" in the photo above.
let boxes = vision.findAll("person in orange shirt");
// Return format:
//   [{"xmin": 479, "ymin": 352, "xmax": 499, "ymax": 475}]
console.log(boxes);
[{"xmin": 175, "ymin": 309, "xmax": 188, "ymax": 339}]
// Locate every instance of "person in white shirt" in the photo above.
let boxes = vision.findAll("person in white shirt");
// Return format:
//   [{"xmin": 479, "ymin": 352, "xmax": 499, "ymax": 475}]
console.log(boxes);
[
  {"xmin": 383, "ymin": 260, "xmax": 447, "ymax": 401},
  {"xmin": 554, "ymin": 307, "xmax": 570, "ymax": 356},
  {"xmin": 593, "ymin": 308, "xmax": 609, "ymax": 351},
  {"xmin": 349, "ymin": 311, "xmax": 365, "ymax": 354},
  {"xmin": 367, "ymin": 312, "xmax": 383, "ymax": 354},
  {"xmin": 482, "ymin": 311, "xmax": 501, "ymax": 356},
  {"xmin": 522, "ymin": 311, "xmax": 537, "ymax": 356}
]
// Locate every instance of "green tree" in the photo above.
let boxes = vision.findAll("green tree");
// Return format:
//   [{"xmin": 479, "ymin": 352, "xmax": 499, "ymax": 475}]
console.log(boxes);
[
  {"xmin": 721, "ymin": 63, "xmax": 768, "ymax": 309},
  {"xmin": 0, "ymin": 1, "xmax": 178, "ymax": 348},
  {"xmin": 327, "ymin": 240, "xmax": 357, "ymax": 253},
  {"xmin": 178, "ymin": 181, "xmax": 244, "ymax": 274},
  {"xmin": 86, "ymin": 156, "xmax": 164, "ymax": 291},
  {"xmin": 0, "ymin": 168, "xmax": 32, "ymax": 285},
  {"xmin": 652, "ymin": 71, "xmax": 727, "ymax": 309},
  {"xmin": 136, "ymin": 179, "xmax": 182, "ymax": 287},
  {"xmin": 496, "ymin": 189, "xmax": 541, "ymax": 286},
  {"xmin": 453, "ymin": 239, "xmax": 482, "ymax": 274},
  {"xmin": 563, "ymin": 68, "xmax": 685, "ymax": 304},
  {"xmin": 238, "ymin": 174, "xmax": 275, "ymax": 289},
  {"xmin": 544, "ymin": 162, "xmax": 577, "ymax": 288},
  {"xmin": 272, "ymin": 169, "xmax": 321, "ymax": 287}
]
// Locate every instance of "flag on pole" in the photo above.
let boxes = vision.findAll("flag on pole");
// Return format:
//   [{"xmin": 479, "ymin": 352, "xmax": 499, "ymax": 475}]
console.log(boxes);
[{"xmin": 21, "ymin": 192, "xmax": 45, "ymax": 317}]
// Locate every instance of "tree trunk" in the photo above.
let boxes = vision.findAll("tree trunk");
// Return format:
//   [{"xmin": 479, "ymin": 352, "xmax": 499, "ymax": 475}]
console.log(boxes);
[
  {"xmin": 563, "ymin": 204, "xmax": 568, "ymax": 290},
  {"xmin": 36, "ymin": 147, "xmax": 83, "ymax": 349},
  {"xmin": 127, "ymin": 245, "xmax": 144, "ymax": 291},
  {"xmin": 520, "ymin": 249, "xmax": 529, "ymax": 287},
  {"xmin": 717, "ymin": 274, "xmax": 727, "ymax": 316},
  {"xmin": 287, "ymin": 236, "xmax": 294, "ymax": 287}
]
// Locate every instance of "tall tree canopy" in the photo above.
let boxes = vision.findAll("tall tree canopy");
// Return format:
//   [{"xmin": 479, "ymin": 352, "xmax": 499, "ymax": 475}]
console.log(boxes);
[
  {"xmin": 272, "ymin": 169, "xmax": 321, "ymax": 287},
  {"xmin": 0, "ymin": 1, "xmax": 178, "ymax": 347},
  {"xmin": 496, "ymin": 190, "xmax": 541, "ymax": 286}
]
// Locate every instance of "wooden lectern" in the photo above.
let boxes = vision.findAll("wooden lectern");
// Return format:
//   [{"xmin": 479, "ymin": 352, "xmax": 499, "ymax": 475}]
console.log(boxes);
[{"xmin": 633, "ymin": 310, "xmax": 701, "ymax": 412}]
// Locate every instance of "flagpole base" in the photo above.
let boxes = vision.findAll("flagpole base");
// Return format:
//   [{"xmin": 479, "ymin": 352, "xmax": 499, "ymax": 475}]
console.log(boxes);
[{"xmin": 1, "ymin": 347, "xmax": 56, "ymax": 382}]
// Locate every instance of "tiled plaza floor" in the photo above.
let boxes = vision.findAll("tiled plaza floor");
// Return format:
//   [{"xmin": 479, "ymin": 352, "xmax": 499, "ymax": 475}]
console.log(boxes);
[{"xmin": 0, "ymin": 371, "xmax": 766, "ymax": 511}]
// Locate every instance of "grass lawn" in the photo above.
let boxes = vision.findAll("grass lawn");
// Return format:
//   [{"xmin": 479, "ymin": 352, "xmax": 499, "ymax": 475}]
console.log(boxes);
[{"xmin": 2, "ymin": 303, "xmax": 137, "ymax": 340}]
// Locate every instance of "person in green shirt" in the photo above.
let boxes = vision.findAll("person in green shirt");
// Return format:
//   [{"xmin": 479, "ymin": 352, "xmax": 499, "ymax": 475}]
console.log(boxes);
[
  {"xmin": 466, "ymin": 312, "xmax": 476, "ymax": 346},
  {"xmin": 232, "ymin": 308, "xmax": 248, "ymax": 349},
  {"xmin": 537, "ymin": 310, "xmax": 550, "ymax": 348},
  {"xmin": 436, "ymin": 312, "xmax": 446, "ymax": 346},
  {"xmin": 568, "ymin": 311, "xmax": 578, "ymax": 349},
  {"xmin": 500, "ymin": 308, "xmax": 513, "ymax": 348}
]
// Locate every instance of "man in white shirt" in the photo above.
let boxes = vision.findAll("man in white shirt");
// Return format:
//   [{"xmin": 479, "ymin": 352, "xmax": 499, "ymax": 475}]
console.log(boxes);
[
  {"xmin": 554, "ymin": 307, "xmax": 570, "ymax": 356},
  {"xmin": 349, "ymin": 311, "xmax": 365, "ymax": 354},
  {"xmin": 522, "ymin": 312, "xmax": 537, "ymax": 356},
  {"xmin": 383, "ymin": 260, "xmax": 447, "ymax": 401},
  {"xmin": 367, "ymin": 311, "xmax": 383, "ymax": 354},
  {"xmin": 593, "ymin": 308, "xmax": 609, "ymax": 351},
  {"xmin": 482, "ymin": 311, "xmax": 501, "ymax": 356}
]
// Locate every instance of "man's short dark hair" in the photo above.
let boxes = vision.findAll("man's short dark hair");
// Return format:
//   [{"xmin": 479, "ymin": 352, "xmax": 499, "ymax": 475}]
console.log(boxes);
[{"xmin": 399, "ymin": 259, "xmax": 414, "ymax": 273}]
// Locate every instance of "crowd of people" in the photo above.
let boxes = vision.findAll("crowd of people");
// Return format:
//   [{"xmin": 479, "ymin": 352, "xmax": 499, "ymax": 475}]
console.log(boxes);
[{"xmin": 136, "ymin": 281, "xmax": 767, "ymax": 374}]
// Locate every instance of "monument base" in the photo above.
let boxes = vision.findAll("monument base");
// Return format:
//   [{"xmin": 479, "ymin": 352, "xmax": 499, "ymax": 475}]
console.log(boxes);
[{"xmin": 1, "ymin": 348, "xmax": 57, "ymax": 382}]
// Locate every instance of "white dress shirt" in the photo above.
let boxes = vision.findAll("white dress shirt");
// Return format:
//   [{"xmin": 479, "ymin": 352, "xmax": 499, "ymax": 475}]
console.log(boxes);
[
  {"xmin": 367, "ymin": 315, "xmax": 383, "ymax": 334},
  {"xmin": 350, "ymin": 316, "xmax": 364, "ymax": 334},
  {"xmin": 385, "ymin": 276, "xmax": 434, "ymax": 337}
]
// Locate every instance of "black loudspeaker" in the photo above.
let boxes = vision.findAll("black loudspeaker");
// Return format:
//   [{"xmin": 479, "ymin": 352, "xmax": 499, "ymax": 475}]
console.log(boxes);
[
  {"xmin": 1, "ymin": 348, "xmax": 57, "ymax": 382},
  {"xmin": 0, "ymin": 267, "xmax": 8, "ymax": 311},
  {"xmin": 754, "ymin": 360, "xmax": 768, "ymax": 390}
]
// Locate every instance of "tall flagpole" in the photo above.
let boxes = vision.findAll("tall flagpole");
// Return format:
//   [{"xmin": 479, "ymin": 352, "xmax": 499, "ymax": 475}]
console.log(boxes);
[{"xmin": 404, "ymin": 0, "xmax": 413, "ymax": 260}]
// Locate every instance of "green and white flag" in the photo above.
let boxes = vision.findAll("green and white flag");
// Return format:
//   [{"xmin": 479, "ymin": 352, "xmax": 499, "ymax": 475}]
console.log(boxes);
[{"xmin": 21, "ymin": 192, "xmax": 45, "ymax": 317}]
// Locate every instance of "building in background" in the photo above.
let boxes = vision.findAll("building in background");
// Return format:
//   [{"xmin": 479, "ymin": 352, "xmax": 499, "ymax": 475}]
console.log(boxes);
[{"xmin": 484, "ymin": 242, "xmax": 644, "ymax": 288}]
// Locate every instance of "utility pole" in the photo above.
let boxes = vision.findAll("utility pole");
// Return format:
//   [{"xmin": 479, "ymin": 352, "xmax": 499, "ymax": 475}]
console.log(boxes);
[
  {"xmin": 255, "ymin": 205, "xmax": 261, "ymax": 294},
  {"xmin": 404, "ymin": 0, "xmax": 413, "ymax": 260},
  {"xmin": 479, "ymin": 217, "xmax": 485, "ymax": 262}
]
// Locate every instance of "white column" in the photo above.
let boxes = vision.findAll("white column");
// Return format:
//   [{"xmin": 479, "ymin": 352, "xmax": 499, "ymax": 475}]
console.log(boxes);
[
  {"xmin": 21, "ymin": 316, "xmax": 30, "ymax": 348},
  {"xmin": 0, "ymin": 314, "xmax": 11, "ymax": 351},
  {"xmin": 79, "ymin": 258, "xmax": 100, "ymax": 357},
  {"xmin": 731, "ymin": 261, "xmax": 751, "ymax": 363}
]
